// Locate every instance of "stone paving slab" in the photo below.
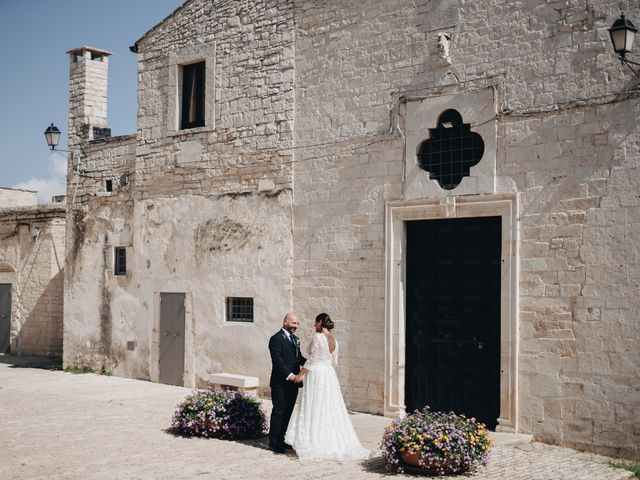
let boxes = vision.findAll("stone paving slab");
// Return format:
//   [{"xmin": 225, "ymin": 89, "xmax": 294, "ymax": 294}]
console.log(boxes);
[{"xmin": 0, "ymin": 356, "xmax": 632, "ymax": 480}]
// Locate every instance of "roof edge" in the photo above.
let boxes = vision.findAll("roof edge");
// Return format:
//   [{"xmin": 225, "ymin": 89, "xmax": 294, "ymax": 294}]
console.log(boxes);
[{"xmin": 132, "ymin": 0, "xmax": 196, "ymax": 50}]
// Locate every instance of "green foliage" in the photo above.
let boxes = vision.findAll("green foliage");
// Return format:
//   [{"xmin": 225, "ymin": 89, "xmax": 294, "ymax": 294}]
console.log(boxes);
[
  {"xmin": 65, "ymin": 366, "xmax": 93, "ymax": 374},
  {"xmin": 64, "ymin": 365, "xmax": 111, "ymax": 375},
  {"xmin": 609, "ymin": 461, "xmax": 640, "ymax": 478}
]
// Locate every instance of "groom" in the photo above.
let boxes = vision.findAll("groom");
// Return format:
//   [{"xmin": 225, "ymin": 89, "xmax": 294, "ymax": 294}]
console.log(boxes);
[{"xmin": 268, "ymin": 312, "xmax": 306, "ymax": 453}]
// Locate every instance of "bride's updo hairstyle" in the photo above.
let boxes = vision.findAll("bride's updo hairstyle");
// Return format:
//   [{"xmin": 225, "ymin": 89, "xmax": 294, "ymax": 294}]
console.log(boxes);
[{"xmin": 316, "ymin": 312, "xmax": 334, "ymax": 330}]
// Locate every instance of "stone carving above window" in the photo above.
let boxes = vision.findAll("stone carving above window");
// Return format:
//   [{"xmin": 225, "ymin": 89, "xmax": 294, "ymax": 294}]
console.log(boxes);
[{"xmin": 417, "ymin": 109, "xmax": 485, "ymax": 190}]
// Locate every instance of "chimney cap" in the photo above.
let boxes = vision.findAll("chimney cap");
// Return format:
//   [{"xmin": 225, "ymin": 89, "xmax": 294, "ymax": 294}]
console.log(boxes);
[{"xmin": 66, "ymin": 45, "xmax": 113, "ymax": 57}]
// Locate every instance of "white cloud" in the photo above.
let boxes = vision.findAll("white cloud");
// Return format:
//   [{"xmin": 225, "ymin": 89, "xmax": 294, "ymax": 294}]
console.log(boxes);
[{"xmin": 12, "ymin": 153, "xmax": 67, "ymax": 204}]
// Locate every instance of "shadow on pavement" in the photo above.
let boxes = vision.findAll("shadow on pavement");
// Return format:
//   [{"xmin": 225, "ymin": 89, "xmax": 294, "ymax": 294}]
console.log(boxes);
[
  {"xmin": 161, "ymin": 428, "xmax": 273, "ymax": 454},
  {"xmin": 236, "ymin": 436, "xmax": 272, "ymax": 451},
  {"xmin": 359, "ymin": 456, "xmax": 389, "ymax": 474},
  {"xmin": 0, "ymin": 353, "xmax": 62, "ymax": 370}
]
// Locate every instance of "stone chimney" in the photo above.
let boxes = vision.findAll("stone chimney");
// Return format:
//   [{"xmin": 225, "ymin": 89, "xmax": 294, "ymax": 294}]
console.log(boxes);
[{"xmin": 66, "ymin": 46, "xmax": 112, "ymax": 150}]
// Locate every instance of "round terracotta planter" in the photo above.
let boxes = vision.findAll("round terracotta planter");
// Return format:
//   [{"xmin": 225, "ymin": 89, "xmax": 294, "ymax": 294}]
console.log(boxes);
[{"xmin": 401, "ymin": 452, "xmax": 466, "ymax": 476}]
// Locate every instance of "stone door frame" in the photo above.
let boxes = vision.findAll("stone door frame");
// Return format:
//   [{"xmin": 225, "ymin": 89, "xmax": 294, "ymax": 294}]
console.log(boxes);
[
  {"xmin": 384, "ymin": 193, "xmax": 519, "ymax": 432},
  {"xmin": 150, "ymin": 286, "xmax": 195, "ymax": 388},
  {"xmin": 0, "ymin": 262, "xmax": 16, "ymax": 354}
]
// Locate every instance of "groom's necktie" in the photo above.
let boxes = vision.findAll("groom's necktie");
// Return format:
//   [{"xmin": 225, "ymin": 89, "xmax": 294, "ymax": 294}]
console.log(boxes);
[{"xmin": 288, "ymin": 334, "xmax": 297, "ymax": 352}]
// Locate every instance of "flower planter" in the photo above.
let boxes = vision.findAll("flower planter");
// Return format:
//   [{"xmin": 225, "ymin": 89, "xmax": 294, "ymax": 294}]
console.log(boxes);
[
  {"xmin": 401, "ymin": 452, "xmax": 467, "ymax": 476},
  {"xmin": 380, "ymin": 407, "xmax": 492, "ymax": 475},
  {"xmin": 171, "ymin": 388, "xmax": 266, "ymax": 439}
]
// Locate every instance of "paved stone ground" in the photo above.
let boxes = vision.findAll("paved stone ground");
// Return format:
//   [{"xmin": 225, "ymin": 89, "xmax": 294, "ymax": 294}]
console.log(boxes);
[{"xmin": 0, "ymin": 355, "xmax": 633, "ymax": 480}]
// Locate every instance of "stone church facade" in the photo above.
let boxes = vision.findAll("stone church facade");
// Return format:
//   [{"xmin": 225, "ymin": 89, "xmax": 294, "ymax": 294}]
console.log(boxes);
[{"xmin": 62, "ymin": 0, "xmax": 639, "ymax": 459}]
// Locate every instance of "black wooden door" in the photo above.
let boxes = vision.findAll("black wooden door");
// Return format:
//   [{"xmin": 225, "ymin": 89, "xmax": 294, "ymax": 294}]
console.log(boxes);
[
  {"xmin": 159, "ymin": 293, "xmax": 186, "ymax": 386},
  {"xmin": 405, "ymin": 217, "xmax": 501, "ymax": 428},
  {"xmin": 0, "ymin": 284, "xmax": 10, "ymax": 353}
]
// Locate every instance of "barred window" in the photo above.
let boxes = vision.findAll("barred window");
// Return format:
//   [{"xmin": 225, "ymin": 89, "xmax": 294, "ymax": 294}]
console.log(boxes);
[
  {"xmin": 226, "ymin": 297, "xmax": 254, "ymax": 323},
  {"xmin": 417, "ymin": 109, "xmax": 484, "ymax": 190},
  {"xmin": 114, "ymin": 247, "xmax": 126, "ymax": 276}
]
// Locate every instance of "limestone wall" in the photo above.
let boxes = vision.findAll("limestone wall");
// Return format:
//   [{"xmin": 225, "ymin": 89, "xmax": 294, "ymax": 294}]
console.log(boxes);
[
  {"xmin": 0, "ymin": 188, "xmax": 37, "ymax": 208},
  {"xmin": 0, "ymin": 206, "xmax": 65, "ymax": 357},
  {"xmin": 64, "ymin": 0, "xmax": 297, "ymax": 388},
  {"xmin": 510, "ymin": 100, "xmax": 640, "ymax": 459},
  {"xmin": 134, "ymin": 0, "xmax": 295, "ymax": 196},
  {"xmin": 63, "ymin": 189, "xmax": 293, "ymax": 387},
  {"xmin": 292, "ymin": 0, "xmax": 640, "ymax": 459},
  {"xmin": 62, "ymin": 0, "xmax": 640, "ymax": 460}
]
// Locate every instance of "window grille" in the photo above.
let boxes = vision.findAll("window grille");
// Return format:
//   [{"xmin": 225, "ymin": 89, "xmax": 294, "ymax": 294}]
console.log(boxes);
[
  {"xmin": 114, "ymin": 247, "xmax": 126, "ymax": 276},
  {"xmin": 226, "ymin": 297, "xmax": 254, "ymax": 322},
  {"xmin": 417, "ymin": 109, "xmax": 484, "ymax": 190}
]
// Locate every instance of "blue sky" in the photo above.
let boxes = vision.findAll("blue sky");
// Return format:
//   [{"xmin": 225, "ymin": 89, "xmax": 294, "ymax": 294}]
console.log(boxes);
[{"xmin": 0, "ymin": 0, "xmax": 181, "ymax": 202}]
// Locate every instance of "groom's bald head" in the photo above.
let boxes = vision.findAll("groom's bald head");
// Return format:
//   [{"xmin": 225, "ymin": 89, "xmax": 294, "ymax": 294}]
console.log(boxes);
[{"xmin": 283, "ymin": 312, "xmax": 300, "ymax": 333}]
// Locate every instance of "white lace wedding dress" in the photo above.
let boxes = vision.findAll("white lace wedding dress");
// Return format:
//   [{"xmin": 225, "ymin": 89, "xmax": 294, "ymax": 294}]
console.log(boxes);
[{"xmin": 284, "ymin": 333, "xmax": 370, "ymax": 462}]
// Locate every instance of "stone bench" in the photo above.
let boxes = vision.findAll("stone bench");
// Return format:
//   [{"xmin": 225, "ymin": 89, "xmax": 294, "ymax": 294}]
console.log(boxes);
[{"xmin": 208, "ymin": 373, "xmax": 259, "ymax": 396}]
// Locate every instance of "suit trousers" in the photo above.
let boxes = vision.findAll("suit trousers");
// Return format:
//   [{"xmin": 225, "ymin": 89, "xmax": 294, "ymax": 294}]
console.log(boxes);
[{"xmin": 269, "ymin": 381, "xmax": 299, "ymax": 448}]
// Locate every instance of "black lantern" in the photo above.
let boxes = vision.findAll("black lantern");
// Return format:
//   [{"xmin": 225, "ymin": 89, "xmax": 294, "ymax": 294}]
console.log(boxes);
[
  {"xmin": 44, "ymin": 123, "xmax": 61, "ymax": 150},
  {"xmin": 609, "ymin": 13, "xmax": 638, "ymax": 58}
]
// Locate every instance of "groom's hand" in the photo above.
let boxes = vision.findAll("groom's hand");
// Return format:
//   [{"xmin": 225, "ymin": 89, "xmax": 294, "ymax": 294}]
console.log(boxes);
[{"xmin": 293, "ymin": 374, "xmax": 303, "ymax": 383}]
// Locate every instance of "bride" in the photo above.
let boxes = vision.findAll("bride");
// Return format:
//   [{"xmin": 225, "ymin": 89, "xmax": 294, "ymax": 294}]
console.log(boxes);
[{"xmin": 284, "ymin": 313, "xmax": 370, "ymax": 462}]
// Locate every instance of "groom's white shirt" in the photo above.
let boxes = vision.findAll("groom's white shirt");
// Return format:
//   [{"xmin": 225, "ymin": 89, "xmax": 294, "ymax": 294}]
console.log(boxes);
[{"xmin": 282, "ymin": 328, "xmax": 295, "ymax": 381}]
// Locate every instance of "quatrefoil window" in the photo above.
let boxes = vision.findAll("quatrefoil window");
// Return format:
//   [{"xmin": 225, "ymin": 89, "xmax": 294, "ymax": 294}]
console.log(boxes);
[{"xmin": 417, "ymin": 109, "xmax": 484, "ymax": 190}]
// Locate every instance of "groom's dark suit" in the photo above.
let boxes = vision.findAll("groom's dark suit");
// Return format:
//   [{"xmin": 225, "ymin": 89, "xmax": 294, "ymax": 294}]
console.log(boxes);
[{"xmin": 268, "ymin": 329, "xmax": 306, "ymax": 452}]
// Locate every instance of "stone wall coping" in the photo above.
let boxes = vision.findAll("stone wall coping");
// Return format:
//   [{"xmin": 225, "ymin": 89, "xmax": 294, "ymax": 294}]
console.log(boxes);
[
  {"xmin": 86, "ymin": 134, "xmax": 137, "ymax": 150},
  {"xmin": 0, "ymin": 204, "xmax": 66, "ymax": 222},
  {"xmin": 0, "ymin": 187, "xmax": 37, "ymax": 193}
]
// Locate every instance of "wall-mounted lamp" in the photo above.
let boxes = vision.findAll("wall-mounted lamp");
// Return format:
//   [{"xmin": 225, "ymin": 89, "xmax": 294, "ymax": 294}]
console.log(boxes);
[
  {"xmin": 44, "ymin": 123, "xmax": 62, "ymax": 150},
  {"xmin": 609, "ymin": 13, "xmax": 640, "ymax": 77}
]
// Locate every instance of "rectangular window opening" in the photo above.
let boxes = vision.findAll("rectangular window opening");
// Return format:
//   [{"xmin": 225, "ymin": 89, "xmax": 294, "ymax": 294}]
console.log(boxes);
[
  {"xmin": 226, "ymin": 297, "xmax": 254, "ymax": 323},
  {"xmin": 180, "ymin": 61, "xmax": 205, "ymax": 130},
  {"xmin": 114, "ymin": 247, "xmax": 127, "ymax": 276},
  {"xmin": 105, "ymin": 179, "xmax": 113, "ymax": 192}
]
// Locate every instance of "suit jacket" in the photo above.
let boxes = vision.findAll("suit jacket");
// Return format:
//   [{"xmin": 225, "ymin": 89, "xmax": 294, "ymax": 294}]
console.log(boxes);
[{"xmin": 269, "ymin": 329, "xmax": 306, "ymax": 388}]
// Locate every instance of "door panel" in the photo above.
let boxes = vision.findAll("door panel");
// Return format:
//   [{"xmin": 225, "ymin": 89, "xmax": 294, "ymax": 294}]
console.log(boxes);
[
  {"xmin": 405, "ymin": 217, "xmax": 501, "ymax": 428},
  {"xmin": 159, "ymin": 293, "xmax": 186, "ymax": 386},
  {"xmin": 0, "ymin": 284, "xmax": 10, "ymax": 353}
]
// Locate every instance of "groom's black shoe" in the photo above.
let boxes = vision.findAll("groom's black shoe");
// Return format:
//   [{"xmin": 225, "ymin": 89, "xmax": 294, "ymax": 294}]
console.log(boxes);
[
  {"xmin": 269, "ymin": 443, "xmax": 285, "ymax": 454},
  {"xmin": 283, "ymin": 442, "xmax": 293, "ymax": 451}
]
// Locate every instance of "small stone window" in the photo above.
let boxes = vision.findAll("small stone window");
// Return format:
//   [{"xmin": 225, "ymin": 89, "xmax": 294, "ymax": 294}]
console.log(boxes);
[
  {"xmin": 114, "ymin": 247, "xmax": 126, "ymax": 276},
  {"xmin": 181, "ymin": 61, "xmax": 205, "ymax": 129},
  {"xmin": 105, "ymin": 179, "xmax": 113, "ymax": 192},
  {"xmin": 417, "ymin": 109, "xmax": 484, "ymax": 190},
  {"xmin": 93, "ymin": 127, "xmax": 111, "ymax": 140},
  {"xmin": 226, "ymin": 297, "xmax": 254, "ymax": 323}
]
